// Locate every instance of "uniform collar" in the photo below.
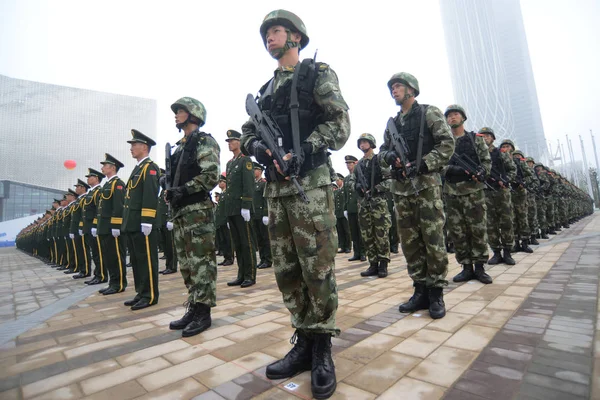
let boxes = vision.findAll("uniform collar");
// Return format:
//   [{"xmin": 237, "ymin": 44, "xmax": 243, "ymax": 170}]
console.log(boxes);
[{"xmin": 137, "ymin": 156, "xmax": 150, "ymax": 166}]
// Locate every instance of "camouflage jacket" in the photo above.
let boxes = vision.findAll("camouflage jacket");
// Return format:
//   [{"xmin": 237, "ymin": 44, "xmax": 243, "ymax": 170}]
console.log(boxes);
[
  {"xmin": 241, "ymin": 62, "xmax": 350, "ymax": 198},
  {"xmin": 380, "ymin": 102, "xmax": 455, "ymax": 196},
  {"xmin": 443, "ymin": 132, "xmax": 491, "ymax": 196},
  {"xmin": 489, "ymin": 144, "xmax": 517, "ymax": 183}
]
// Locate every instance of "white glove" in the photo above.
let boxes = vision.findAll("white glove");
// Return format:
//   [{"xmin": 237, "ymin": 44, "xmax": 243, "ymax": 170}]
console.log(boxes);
[
  {"xmin": 91, "ymin": 228, "xmax": 97, "ymax": 237},
  {"xmin": 78, "ymin": 229, "xmax": 83, "ymax": 236},
  {"xmin": 241, "ymin": 208, "xmax": 251, "ymax": 222},
  {"xmin": 111, "ymin": 229, "xmax": 120, "ymax": 238},
  {"xmin": 69, "ymin": 233, "xmax": 75, "ymax": 239},
  {"xmin": 141, "ymin": 223, "xmax": 152, "ymax": 236},
  {"xmin": 343, "ymin": 211, "xmax": 348, "ymax": 219},
  {"xmin": 166, "ymin": 221, "xmax": 174, "ymax": 231},
  {"xmin": 262, "ymin": 216, "xmax": 269, "ymax": 226}
]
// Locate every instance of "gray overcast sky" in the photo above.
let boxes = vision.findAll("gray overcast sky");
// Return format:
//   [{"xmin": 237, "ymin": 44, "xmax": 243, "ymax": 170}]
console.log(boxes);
[{"xmin": 1, "ymin": 0, "xmax": 599, "ymax": 176}]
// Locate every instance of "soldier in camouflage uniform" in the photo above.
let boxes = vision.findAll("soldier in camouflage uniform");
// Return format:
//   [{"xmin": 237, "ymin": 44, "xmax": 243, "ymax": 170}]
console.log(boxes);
[
  {"xmin": 379, "ymin": 73, "xmax": 455, "ymax": 320},
  {"xmin": 355, "ymin": 134, "xmax": 391, "ymax": 278},
  {"xmin": 500, "ymin": 140, "xmax": 533, "ymax": 253},
  {"xmin": 544, "ymin": 166, "xmax": 558, "ymax": 234},
  {"xmin": 533, "ymin": 163, "xmax": 550, "ymax": 239},
  {"xmin": 524, "ymin": 157, "xmax": 541, "ymax": 245},
  {"xmin": 240, "ymin": 10, "xmax": 349, "ymax": 398},
  {"xmin": 443, "ymin": 105, "xmax": 492, "ymax": 284},
  {"xmin": 167, "ymin": 97, "xmax": 220, "ymax": 338},
  {"xmin": 479, "ymin": 128, "xmax": 516, "ymax": 265},
  {"xmin": 343, "ymin": 155, "xmax": 366, "ymax": 261}
]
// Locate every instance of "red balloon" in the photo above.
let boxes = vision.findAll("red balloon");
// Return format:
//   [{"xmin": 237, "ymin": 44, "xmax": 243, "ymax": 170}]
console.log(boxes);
[{"xmin": 64, "ymin": 160, "xmax": 77, "ymax": 170}]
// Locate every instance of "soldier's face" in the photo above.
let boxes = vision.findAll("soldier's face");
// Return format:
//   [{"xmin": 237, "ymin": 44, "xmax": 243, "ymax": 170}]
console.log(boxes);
[
  {"xmin": 101, "ymin": 163, "xmax": 115, "ymax": 176},
  {"xmin": 358, "ymin": 140, "xmax": 371, "ymax": 153},
  {"xmin": 254, "ymin": 169, "xmax": 262, "ymax": 179},
  {"xmin": 75, "ymin": 185, "xmax": 86, "ymax": 195},
  {"xmin": 175, "ymin": 109, "xmax": 189, "ymax": 125},
  {"xmin": 527, "ymin": 161, "xmax": 534, "ymax": 168},
  {"xmin": 346, "ymin": 161, "xmax": 356, "ymax": 173},
  {"xmin": 228, "ymin": 139, "xmax": 240, "ymax": 152},
  {"xmin": 501, "ymin": 144, "xmax": 512, "ymax": 153},
  {"xmin": 391, "ymin": 83, "xmax": 407, "ymax": 104},
  {"xmin": 482, "ymin": 134, "xmax": 494, "ymax": 146},
  {"xmin": 130, "ymin": 142, "xmax": 148, "ymax": 159},
  {"xmin": 446, "ymin": 111, "xmax": 463, "ymax": 128},
  {"xmin": 218, "ymin": 181, "xmax": 226, "ymax": 190},
  {"xmin": 265, "ymin": 25, "xmax": 289, "ymax": 52}
]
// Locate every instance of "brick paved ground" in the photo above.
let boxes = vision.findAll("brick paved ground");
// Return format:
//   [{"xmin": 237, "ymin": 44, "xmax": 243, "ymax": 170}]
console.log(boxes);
[{"xmin": 0, "ymin": 212, "xmax": 598, "ymax": 400}]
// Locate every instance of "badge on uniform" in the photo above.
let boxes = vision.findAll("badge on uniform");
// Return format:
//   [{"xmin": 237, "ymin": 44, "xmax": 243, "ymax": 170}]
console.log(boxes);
[
  {"xmin": 150, "ymin": 170, "xmax": 157, "ymax": 175},
  {"xmin": 246, "ymin": 162, "xmax": 252, "ymax": 170}
]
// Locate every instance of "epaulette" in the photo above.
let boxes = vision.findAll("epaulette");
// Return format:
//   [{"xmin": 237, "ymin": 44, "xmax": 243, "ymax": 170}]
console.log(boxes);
[{"xmin": 318, "ymin": 63, "xmax": 330, "ymax": 71}]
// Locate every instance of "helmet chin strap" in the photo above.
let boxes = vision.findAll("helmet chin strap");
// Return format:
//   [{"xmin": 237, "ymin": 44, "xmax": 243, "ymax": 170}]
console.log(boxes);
[
  {"xmin": 269, "ymin": 29, "xmax": 300, "ymax": 60},
  {"xmin": 450, "ymin": 120, "xmax": 464, "ymax": 129}
]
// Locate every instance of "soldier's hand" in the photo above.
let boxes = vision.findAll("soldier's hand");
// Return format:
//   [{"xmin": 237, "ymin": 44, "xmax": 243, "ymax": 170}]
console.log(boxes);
[
  {"xmin": 69, "ymin": 233, "xmax": 75, "ymax": 239},
  {"xmin": 166, "ymin": 221, "xmax": 174, "ymax": 231},
  {"xmin": 273, "ymin": 153, "xmax": 292, "ymax": 180},
  {"xmin": 241, "ymin": 208, "xmax": 251, "ymax": 222},
  {"xmin": 111, "ymin": 229, "xmax": 121, "ymax": 238},
  {"xmin": 395, "ymin": 158, "xmax": 403, "ymax": 169},
  {"xmin": 262, "ymin": 216, "xmax": 269, "ymax": 226},
  {"xmin": 78, "ymin": 229, "xmax": 83, "ymax": 236},
  {"xmin": 343, "ymin": 210, "xmax": 348, "ymax": 219},
  {"xmin": 91, "ymin": 228, "xmax": 97, "ymax": 237},
  {"xmin": 141, "ymin": 223, "xmax": 152, "ymax": 236}
]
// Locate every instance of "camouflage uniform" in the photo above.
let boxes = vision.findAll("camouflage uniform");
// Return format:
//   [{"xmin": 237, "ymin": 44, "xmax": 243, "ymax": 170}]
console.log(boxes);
[
  {"xmin": 444, "ymin": 132, "xmax": 491, "ymax": 267},
  {"xmin": 240, "ymin": 56, "xmax": 350, "ymax": 337},
  {"xmin": 545, "ymin": 168, "xmax": 557, "ymax": 233},
  {"xmin": 534, "ymin": 163, "xmax": 549, "ymax": 237},
  {"xmin": 523, "ymin": 158, "xmax": 539, "ymax": 239}
]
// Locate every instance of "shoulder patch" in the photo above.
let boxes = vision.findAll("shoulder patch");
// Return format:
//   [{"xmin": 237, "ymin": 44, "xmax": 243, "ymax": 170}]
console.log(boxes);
[
  {"xmin": 246, "ymin": 161, "xmax": 253, "ymax": 171},
  {"xmin": 149, "ymin": 170, "xmax": 157, "ymax": 175},
  {"xmin": 318, "ymin": 63, "xmax": 330, "ymax": 71}
]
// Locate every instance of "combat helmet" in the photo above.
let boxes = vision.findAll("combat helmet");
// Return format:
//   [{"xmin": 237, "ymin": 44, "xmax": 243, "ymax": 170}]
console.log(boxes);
[
  {"xmin": 479, "ymin": 127, "xmax": 495, "ymax": 139},
  {"xmin": 512, "ymin": 150, "xmax": 525, "ymax": 158},
  {"xmin": 387, "ymin": 72, "xmax": 420, "ymax": 97},
  {"xmin": 260, "ymin": 10, "xmax": 309, "ymax": 50},
  {"xmin": 500, "ymin": 139, "xmax": 516, "ymax": 151},
  {"xmin": 171, "ymin": 97, "xmax": 207, "ymax": 127},
  {"xmin": 444, "ymin": 104, "xmax": 467, "ymax": 121},
  {"xmin": 525, "ymin": 157, "xmax": 535, "ymax": 163},
  {"xmin": 357, "ymin": 133, "xmax": 376, "ymax": 149}
]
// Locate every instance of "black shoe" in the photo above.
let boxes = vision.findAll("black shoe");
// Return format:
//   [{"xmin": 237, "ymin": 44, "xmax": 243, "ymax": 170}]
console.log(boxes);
[
  {"xmin": 72, "ymin": 273, "xmax": 86, "ymax": 279},
  {"xmin": 530, "ymin": 235, "xmax": 540, "ymax": 246},
  {"xmin": 378, "ymin": 260, "xmax": 388, "ymax": 278},
  {"xmin": 126, "ymin": 263, "xmax": 132, "ymax": 268},
  {"xmin": 360, "ymin": 255, "xmax": 366, "ymax": 261},
  {"xmin": 227, "ymin": 278, "xmax": 244, "ymax": 286},
  {"xmin": 266, "ymin": 331, "xmax": 313, "ymax": 380},
  {"xmin": 446, "ymin": 242, "xmax": 455, "ymax": 254},
  {"xmin": 453, "ymin": 264, "xmax": 474, "ymax": 283},
  {"xmin": 182, "ymin": 303, "xmax": 212, "ymax": 337},
  {"xmin": 84, "ymin": 277, "xmax": 98, "ymax": 285},
  {"xmin": 348, "ymin": 254, "xmax": 361, "ymax": 261},
  {"xmin": 399, "ymin": 283, "xmax": 430, "ymax": 313},
  {"xmin": 428, "ymin": 287, "xmax": 446, "ymax": 319},
  {"xmin": 90, "ymin": 279, "xmax": 107, "ymax": 286},
  {"xmin": 337, "ymin": 249, "xmax": 344, "ymax": 254},
  {"xmin": 360, "ymin": 262, "xmax": 379, "ymax": 277},
  {"xmin": 159, "ymin": 269, "xmax": 168, "ymax": 274},
  {"xmin": 220, "ymin": 259, "xmax": 234, "ymax": 266},
  {"xmin": 548, "ymin": 227, "xmax": 557, "ymax": 235},
  {"xmin": 521, "ymin": 239, "xmax": 534, "ymax": 253},
  {"xmin": 102, "ymin": 288, "xmax": 121, "ymax": 295},
  {"xmin": 98, "ymin": 286, "xmax": 110, "ymax": 294},
  {"xmin": 344, "ymin": 249, "xmax": 352, "ymax": 254},
  {"xmin": 390, "ymin": 245, "xmax": 399, "ymax": 254},
  {"xmin": 240, "ymin": 280, "xmax": 255, "ymax": 288},
  {"xmin": 311, "ymin": 333, "xmax": 336, "ymax": 399},
  {"xmin": 170, "ymin": 303, "xmax": 197, "ymax": 330},
  {"xmin": 503, "ymin": 249, "xmax": 516, "ymax": 265},
  {"xmin": 541, "ymin": 229, "xmax": 549, "ymax": 239},
  {"xmin": 563, "ymin": 223, "xmax": 570, "ymax": 229},
  {"xmin": 162, "ymin": 269, "xmax": 177, "ymax": 275},
  {"xmin": 159, "ymin": 255, "xmax": 167, "ymax": 260},
  {"xmin": 131, "ymin": 299, "xmax": 154, "ymax": 311},
  {"xmin": 474, "ymin": 264, "xmax": 493, "ymax": 284},
  {"xmin": 257, "ymin": 263, "xmax": 272, "ymax": 269},
  {"xmin": 124, "ymin": 297, "xmax": 141, "ymax": 307},
  {"xmin": 487, "ymin": 251, "xmax": 503, "ymax": 265},
  {"xmin": 64, "ymin": 269, "xmax": 77, "ymax": 274}
]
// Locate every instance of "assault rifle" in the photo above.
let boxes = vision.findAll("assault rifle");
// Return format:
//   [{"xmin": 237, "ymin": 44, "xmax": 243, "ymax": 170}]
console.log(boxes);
[
  {"xmin": 355, "ymin": 163, "xmax": 372, "ymax": 201},
  {"xmin": 386, "ymin": 117, "xmax": 419, "ymax": 195},
  {"xmin": 489, "ymin": 166, "xmax": 510, "ymax": 189},
  {"xmin": 245, "ymin": 93, "xmax": 309, "ymax": 203},
  {"xmin": 451, "ymin": 153, "xmax": 496, "ymax": 191}
]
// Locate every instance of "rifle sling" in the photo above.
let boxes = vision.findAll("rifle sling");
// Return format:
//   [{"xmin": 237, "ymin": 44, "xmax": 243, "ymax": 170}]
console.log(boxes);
[{"xmin": 415, "ymin": 105, "xmax": 426, "ymax": 171}]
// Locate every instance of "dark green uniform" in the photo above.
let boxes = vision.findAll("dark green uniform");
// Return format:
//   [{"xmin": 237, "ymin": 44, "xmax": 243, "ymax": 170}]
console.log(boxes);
[
  {"xmin": 215, "ymin": 189, "xmax": 233, "ymax": 263},
  {"xmin": 225, "ymin": 152, "xmax": 256, "ymax": 284},
  {"xmin": 158, "ymin": 193, "xmax": 177, "ymax": 273},
  {"xmin": 122, "ymin": 157, "xmax": 161, "ymax": 305},
  {"xmin": 334, "ymin": 184, "xmax": 351, "ymax": 252},
  {"xmin": 84, "ymin": 182, "xmax": 105, "ymax": 282},
  {"xmin": 252, "ymin": 173, "xmax": 272, "ymax": 268},
  {"xmin": 70, "ymin": 192, "xmax": 90, "ymax": 277}
]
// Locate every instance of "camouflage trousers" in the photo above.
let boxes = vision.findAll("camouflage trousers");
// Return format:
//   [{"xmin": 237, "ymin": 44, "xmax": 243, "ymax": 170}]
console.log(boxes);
[
  {"xmin": 556, "ymin": 197, "xmax": 567, "ymax": 226},
  {"xmin": 358, "ymin": 196, "xmax": 391, "ymax": 263},
  {"xmin": 267, "ymin": 185, "xmax": 339, "ymax": 336},
  {"xmin": 527, "ymin": 192, "xmax": 538, "ymax": 236},
  {"xmin": 546, "ymin": 196, "xmax": 555, "ymax": 228},
  {"xmin": 446, "ymin": 190, "xmax": 489, "ymax": 265},
  {"xmin": 512, "ymin": 188, "xmax": 529, "ymax": 240},
  {"xmin": 536, "ymin": 196, "xmax": 547, "ymax": 230},
  {"xmin": 173, "ymin": 207, "xmax": 217, "ymax": 307},
  {"xmin": 485, "ymin": 188, "xmax": 514, "ymax": 251},
  {"xmin": 394, "ymin": 185, "xmax": 448, "ymax": 288}
]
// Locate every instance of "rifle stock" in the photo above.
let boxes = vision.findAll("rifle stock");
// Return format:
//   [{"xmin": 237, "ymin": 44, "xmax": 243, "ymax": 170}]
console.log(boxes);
[{"xmin": 386, "ymin": 117, "xmax": 419, "ymax": 195}]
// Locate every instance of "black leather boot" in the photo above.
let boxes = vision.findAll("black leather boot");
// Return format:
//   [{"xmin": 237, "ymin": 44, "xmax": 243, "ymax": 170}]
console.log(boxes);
[
  {"xmin": 474, "ymin": 263, "xmax": 493, "ymax": 284},
  {"xmin": 399, "ymin": 283, "xmax": 429, "ymax": 313},
  {"xmin": 266, "ymin": 331, "xmax": 313, "ymax": 379},
  {"xmin": 378, "ymin": 260, "xmax": 388, "ymax": 278},
  {"xmin": 521, "ymin": 239, "xmax": 534, "ymax": 253},
  {"xmin": 487, "ymin": 250, "xmax": 503, "ymax": 265},
  {"xmin": 530, "ymin": 235, "xmax": 540, "ymax": 245},
  {"xmin": 541, "ymin": 229, "xmax": 549, "ymax": 239},
  {"xmin": 548, "ymin": 227, "xmax": 557, "ymax": 234},
  {"xmin": 360, "ymin": 262, "xmax": 379, "ymax": 277},
  {"xmin": 311, "ymin": 333, "xmax": 336, "ymax": 400},
  {"xmin": 182, "ymin": 303, "xmax": 212, "ymax": 337},
  {"xmin": 446, "ymin": 242, "xmax": 455, "ymax": 254},
  {"xmin": 169, "ymin": 303, "xmax": 197, "ymax": 330},
  {"xmin": 452, "ymin": 264, "xmax": 474, "ymax": 282},
  {"xmin": 563, "ymin": 222, "xmax": 570, "ymax": 228},
  {"xmin": 512, "ymin": 242, "xmax": 522, "ymax": 253},
  {"xmin": 428, "ymin": 287, "xmax": 446, "ymax": 319},
  {"xmin": 503, "ymin": 249, "xmax": 516, "ymax": 265}
]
